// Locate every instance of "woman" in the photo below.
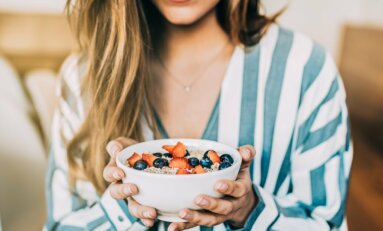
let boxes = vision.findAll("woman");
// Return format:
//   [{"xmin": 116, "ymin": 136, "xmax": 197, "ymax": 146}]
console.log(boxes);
[{"xmin": 46, "ymin": 0, "xmax": 352, "ymax": 230}]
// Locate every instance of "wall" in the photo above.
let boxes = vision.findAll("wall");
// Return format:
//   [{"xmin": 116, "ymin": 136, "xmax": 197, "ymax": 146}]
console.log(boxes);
[{"xmin": 263, "ymin": 0, "xmax": 383, "ymax": 59}]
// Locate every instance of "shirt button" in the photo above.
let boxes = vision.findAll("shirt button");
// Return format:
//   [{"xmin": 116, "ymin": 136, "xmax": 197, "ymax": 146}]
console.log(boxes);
[{"xmin": 118, "ymin": 215, "xmax": 124, "ymax": 222}]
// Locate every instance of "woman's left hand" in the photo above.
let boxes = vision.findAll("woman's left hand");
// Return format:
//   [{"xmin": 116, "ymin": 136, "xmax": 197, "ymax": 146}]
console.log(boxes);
[{"xmin": 168, "ymin": 145, "xmax": 257, "ymax": 231}]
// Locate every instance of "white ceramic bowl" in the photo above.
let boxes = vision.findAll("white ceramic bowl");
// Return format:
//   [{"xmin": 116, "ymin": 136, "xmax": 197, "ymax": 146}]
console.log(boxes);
[{"xmin": 116, "ymin": 138, "xmax": 242, "ymax": 222}]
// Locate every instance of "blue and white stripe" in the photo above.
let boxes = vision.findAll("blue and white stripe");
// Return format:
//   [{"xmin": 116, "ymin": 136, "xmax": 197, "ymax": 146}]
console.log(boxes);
[{"xmin": 46, "ymin": 24, "xmax": 352, "ymax": 230}]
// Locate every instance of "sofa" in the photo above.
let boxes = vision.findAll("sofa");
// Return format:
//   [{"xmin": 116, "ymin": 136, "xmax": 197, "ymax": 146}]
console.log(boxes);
[{"xmin": 0, "ymin": 56, "xmax": 57, "ymax": 231}]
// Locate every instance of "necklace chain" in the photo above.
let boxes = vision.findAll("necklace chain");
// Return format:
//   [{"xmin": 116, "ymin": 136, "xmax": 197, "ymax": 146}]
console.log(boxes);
[{"xmin": 157, "ymin": 40, "xmax": 230, "ymax": 92}]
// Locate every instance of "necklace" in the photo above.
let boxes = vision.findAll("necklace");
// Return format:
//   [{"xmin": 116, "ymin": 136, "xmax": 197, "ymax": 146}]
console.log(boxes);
[{"xmin": 157, "ymin": 40, "xmax": 230, "ymax": 92}]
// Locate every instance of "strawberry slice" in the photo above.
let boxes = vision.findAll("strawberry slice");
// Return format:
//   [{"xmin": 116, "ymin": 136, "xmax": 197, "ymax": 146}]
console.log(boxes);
[
  {"xmin": 162, "ymin": 145, "xmax": 175, "ymax": 153},
  {"xmin": 169, "ymin": 157, "xmax": 191, "ymax": 169},
  {"xmin": 142, "ymin": 153, "xmax": 157, "ymax": 167},
  {"xmin": 172, "ymin": 142, "xmax": 187, "ymax": 158},
  {"xmin": 176, "ymin": 168, "xmax": 190, "ymax": 175},
  {"xmin": 127, "ymin": 152, "xmax": 141, "ymax": 166},
  {"xmin": 192, "ymin": 165, "xmax": 205, "ymax": 174},
  {"xmin": 207, "ymin": 150, "xmax": 220, "ymax": 164}
]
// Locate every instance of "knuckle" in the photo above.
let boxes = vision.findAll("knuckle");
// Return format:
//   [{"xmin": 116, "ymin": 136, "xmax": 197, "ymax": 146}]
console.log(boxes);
[{"xmin": 223, "ymin": 202, "xmax": 234, "ymax": 215}]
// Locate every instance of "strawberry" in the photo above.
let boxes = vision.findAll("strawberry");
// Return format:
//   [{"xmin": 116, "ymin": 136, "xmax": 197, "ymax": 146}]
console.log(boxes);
[
  {"xmin": 162, "ymin": 145, "xmax": 175, "ymax": 153},
  {"xmin": 207, "ymin": 150, "xmax": 220, "ymax": 164},
  {"xmin": 127, "ymin": 152, "xmax": 141, "ymax": 166},
  {"xmin": 192, "ymin": 165, "xmax": 205, "ymax": 174},
  {"xmin": 169, "ymin": 157, "xmax": 191, "ymax": 169},
  {"xmin": 172, "ymin": 142, "xmax": 187, "ymax": 158},
  {"xmin": 176, "ymin": 168, "xmax": 190, "ymax": 175},
  {"xmin": 142, "ymin": 153, "xmax": 157, "ymax": 167}
]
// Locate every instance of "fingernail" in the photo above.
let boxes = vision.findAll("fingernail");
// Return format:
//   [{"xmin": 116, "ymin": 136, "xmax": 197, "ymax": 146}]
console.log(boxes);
[
  {"xmin": 179, "ymin": 210, "xmax": 191, "ymax": 219},
  {"xmin": 113, "ymin": 172, "xmax": 122, "ymax": 180},
  {"xmin": 144, "ymin": 211, "xmax": 152, "ymax": 218},
  {"xmin": 123, "ymin": 186, "xmax": 131, "ymax": 195},
  {"xmin": 243, "ymin": 148, "xmax": 250, "ymax": 159},
  {"xmin": 128, "ymin": 185, "xmax": 137, "ymax": 194},
  {"xmin": 196, "ymin": 197, "xmax": 209, "ymax": 206},
  {"xmin": 217, "ymin": 182, "xmax": 228, "ymax": 191}
]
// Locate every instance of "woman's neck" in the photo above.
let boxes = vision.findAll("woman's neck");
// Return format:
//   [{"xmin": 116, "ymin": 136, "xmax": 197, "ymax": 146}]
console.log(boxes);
[{"xmin": 162, "ymin": 9, "xmax": 230, "ymax": 62}]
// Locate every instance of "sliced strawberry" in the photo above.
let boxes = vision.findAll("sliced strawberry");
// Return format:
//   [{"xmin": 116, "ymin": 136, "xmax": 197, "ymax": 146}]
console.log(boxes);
[
  {"xmin": 127, "ymin": 152, "xmax": 141, "ymax": 166},
  {"xmin": 142, "ymin": 153, "xmax": 157, "ymax": 167},
  {"xmin": 192, "ymin": 165, "xmax": 205, "ymax": 174},
  {"xmin": 176, "ymin": 168, "xmax": 190, "ymax": 175},
  {"xmin": 162, "ymin": 145, "xmax": 175, "ymax": 153},
  {"xmin": 169, "ymin": 157, "xmax": 191, "ymax": 169},
  {"xmin": 172, "ymin": 142, "xmax": 187, "ymax": 157},
  {"xmin": 207, "ymin": 150, "xmax": 220, "ymax": 164}
]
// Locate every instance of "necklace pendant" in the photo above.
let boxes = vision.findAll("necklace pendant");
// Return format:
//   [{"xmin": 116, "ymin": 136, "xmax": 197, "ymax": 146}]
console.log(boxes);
[{"xmin": 184, "ymin": 86, "xmax": 191, "ymax": 92}]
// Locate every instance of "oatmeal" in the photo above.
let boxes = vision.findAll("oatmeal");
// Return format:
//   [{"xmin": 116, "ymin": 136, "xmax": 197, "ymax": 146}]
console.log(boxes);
[{"xmin": 125, "ymin": 141, "xmax": 234, "ymax": 175}]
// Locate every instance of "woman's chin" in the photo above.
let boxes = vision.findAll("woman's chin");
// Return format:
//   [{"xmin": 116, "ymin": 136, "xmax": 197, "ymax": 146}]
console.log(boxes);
[{"xmin": 163, "ymin": 11, "xmax": 201, "ymax": 26}]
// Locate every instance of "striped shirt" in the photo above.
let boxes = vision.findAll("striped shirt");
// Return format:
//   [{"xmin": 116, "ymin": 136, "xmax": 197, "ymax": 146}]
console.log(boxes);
[{"xmin": 45, "ymin": 24, "xmax": 352, "ymax": 231}]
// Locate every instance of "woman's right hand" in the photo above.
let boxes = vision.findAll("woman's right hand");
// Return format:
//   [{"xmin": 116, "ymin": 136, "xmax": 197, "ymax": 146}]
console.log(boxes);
[{"xmin": 104, "ymin": 137, "xmax": 158, "ymax": 227}]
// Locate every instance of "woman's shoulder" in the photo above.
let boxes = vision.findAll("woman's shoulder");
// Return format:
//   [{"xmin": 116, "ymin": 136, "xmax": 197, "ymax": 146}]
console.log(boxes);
[
  {"xmin": 246, "ymin": 24, "xmax": 337, "ymax": 81},
  {"xmin": 56, "ymin": 54, "xmax": 88, "ymax": 126},
  {"xmin": 58, "ymin": 54, "xmax": 87, "ymax": 98}
]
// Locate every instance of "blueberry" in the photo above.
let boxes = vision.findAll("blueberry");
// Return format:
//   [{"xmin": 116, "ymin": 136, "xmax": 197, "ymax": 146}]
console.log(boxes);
[
  {"xmin": 133, "ymin": 160, "xmax": 148, "ymax": 170},
  {"xmin": 153, "ymin": 158, "xmax": 169, "ymax": 168},
  {"xmin": 219, "ymin": 162, "xmax": 232, "ymax": 170},
  {"xmin": 163, "ymin": 153, "xmax": 173, "ymax": 158},
  {"xmin": 185, "ymin": 150, "xmax": 191, "ymax": 157},
  {"xmin": 188, "ymin": 157, "xmax": 200, "ymax": 167},
  {"xmin": 220, "ymin": 154, "xmax": 234, "ymax": 164},
  {"xmin": 200, "ymin": 157, "xmax": 213, "ymax": 168},
  {"xmin": 153, "ymin": 152, "xmax": 163, "ymax": 157}
]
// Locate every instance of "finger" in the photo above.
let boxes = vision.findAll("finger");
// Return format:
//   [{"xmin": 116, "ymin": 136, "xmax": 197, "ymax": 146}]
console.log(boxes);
[
  {"xmin": 127, "ymin": 197, "xmax": 157, "ymax": 220},
  {"xmin": 141, "ymin": 218, "xmax": 156, "ymax": 227},
  {"xmin": 103, "ymin": 165, "xmax": 125, "ymax": 182},
  {"xmin": 109, "ymin": 183, "xmax": 138, "ymax": 199},
  {"xmin": 178, "ymin": 209, "xmax": 224, "ymax": 227},
  {"xmin": 215, "ymin": 179, "xmax": 250, "ymax": 198},
  {"xmin": 238, "ymin": 145, "xmax": 256, "ymax": 169},
  {"xmin": 194, "ymin": 195, "xmax": 235, "ymax": 216},
  {"xmin": 168, "ymin": 222, "xmax": 197, "ymax": 231},
  {"xmin": 106, "ymin": 137, "xmax": 138, "ymax": 158}
]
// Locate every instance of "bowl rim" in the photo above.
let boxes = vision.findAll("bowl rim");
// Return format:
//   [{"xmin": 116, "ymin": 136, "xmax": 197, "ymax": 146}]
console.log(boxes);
[{"xmin": 116, "ymin": 138, "xmax": 242, "ymax": 179}]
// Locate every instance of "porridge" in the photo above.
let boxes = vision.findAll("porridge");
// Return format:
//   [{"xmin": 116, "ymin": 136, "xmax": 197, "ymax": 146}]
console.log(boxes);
[{"xmin": 125, "ymin": 142, "xmax": 234, "ymax": 175}]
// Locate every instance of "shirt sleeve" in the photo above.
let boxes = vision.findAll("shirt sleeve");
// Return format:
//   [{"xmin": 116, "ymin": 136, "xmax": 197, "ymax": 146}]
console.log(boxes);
[
  {"xmin": 45, "ymin": 55, "xmax": 148, "ymax": 231},
  {"xmin": 226, "ymin": 53, "xmax": 352, "ymax": 231}
]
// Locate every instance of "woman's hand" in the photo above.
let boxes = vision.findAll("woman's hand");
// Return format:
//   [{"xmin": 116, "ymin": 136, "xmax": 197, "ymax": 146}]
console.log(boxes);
[
  {"xmin": 168, "ymin": 145, "xmax": 257, "ymax": 231},
  {"xmin": 104, "ymin": 137, "xmax": 157, "ymax": 227}
]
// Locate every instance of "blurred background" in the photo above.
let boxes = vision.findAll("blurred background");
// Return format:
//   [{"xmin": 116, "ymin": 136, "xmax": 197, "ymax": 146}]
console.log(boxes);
[{"xmin": 0, "ymin": 0, "xmax": 382, "ymax": 230}]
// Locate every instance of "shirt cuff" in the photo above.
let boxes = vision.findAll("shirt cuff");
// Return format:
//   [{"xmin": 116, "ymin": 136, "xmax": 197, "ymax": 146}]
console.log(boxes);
[
  {"xmin": 224, "ymin": 184, "xmax": 279, "ymax": 231},
  {"xmin": 99, "ymin": 187, "xmax": 141, "ymax": 230}
]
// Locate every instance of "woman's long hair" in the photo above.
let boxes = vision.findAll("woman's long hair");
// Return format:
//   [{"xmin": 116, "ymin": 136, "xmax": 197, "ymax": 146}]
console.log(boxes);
[{"xmin": 65, "ymin": 0, "xmax": 279, "ymax": 193}]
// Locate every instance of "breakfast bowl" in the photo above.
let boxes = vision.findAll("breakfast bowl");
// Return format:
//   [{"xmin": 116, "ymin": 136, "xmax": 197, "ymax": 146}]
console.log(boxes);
[{"xmin": 116, "ymin": 138, "xmax": 242, "ymax": 222}]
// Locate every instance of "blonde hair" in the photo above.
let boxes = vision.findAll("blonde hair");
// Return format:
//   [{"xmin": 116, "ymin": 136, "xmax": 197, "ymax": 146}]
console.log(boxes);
[{"xmin": 66, "ymin": 0, "xmax": 278, "ymax": 193}]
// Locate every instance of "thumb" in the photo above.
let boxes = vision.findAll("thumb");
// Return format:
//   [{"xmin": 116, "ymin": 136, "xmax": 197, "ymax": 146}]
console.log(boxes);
[{"xmin": 238, "ymin": 145, "xmax": 256, "ymax": 169}]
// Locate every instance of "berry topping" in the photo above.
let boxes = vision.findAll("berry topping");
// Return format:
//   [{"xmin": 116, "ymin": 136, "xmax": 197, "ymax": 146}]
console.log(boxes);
[
  {"xmin": 192, "ymin": 165, "xmax": 205, "ymax": 174},
  {"xmin": 200, "ymin": 157, "xmax": 213, "ymax": 168},
  {"xmin": 188, "ymin": 157, "xmax": 200, "ymax": 168},
  {"xmin": 153, "ymin": 152, "xmax": 163, "ymax": 157},
  {"xmin": 142, "ymin": 154, "xmax": 157, "ymax": 167},
  {"xmin": 133, "ymin": 160, "xmax": 148, "ymax": 170},
  {"xmin": 127, "ymin": 152, "xmax": 141, "ymax": 166},
  {"xmin": 220, "ymin": 154, "xmax": 234, "ymax": 164},
  {"xmin": 162, "ymin": 145, "xmax": 175, "ymax": 153},
  {"xmin": 153, "ymin": 158, "xmax": 169, "ymax": 169},
  {"xmin": 218, "ymin": 162, "xmax": 232, "ymax": 170},
  {"xmin": 163, "ymin": 153, "xmax": 173, "ymax": 158},
  {"xmin": 172, "ymin": 142, "xmax": 187, "ymax": 157},
  {"xmin": 169, "ymin": 157, "xmax": 191, "ymax": 169},
  {"xmin": 206, "ymin": 150, "xmax": 220, "ymax": 164}
]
